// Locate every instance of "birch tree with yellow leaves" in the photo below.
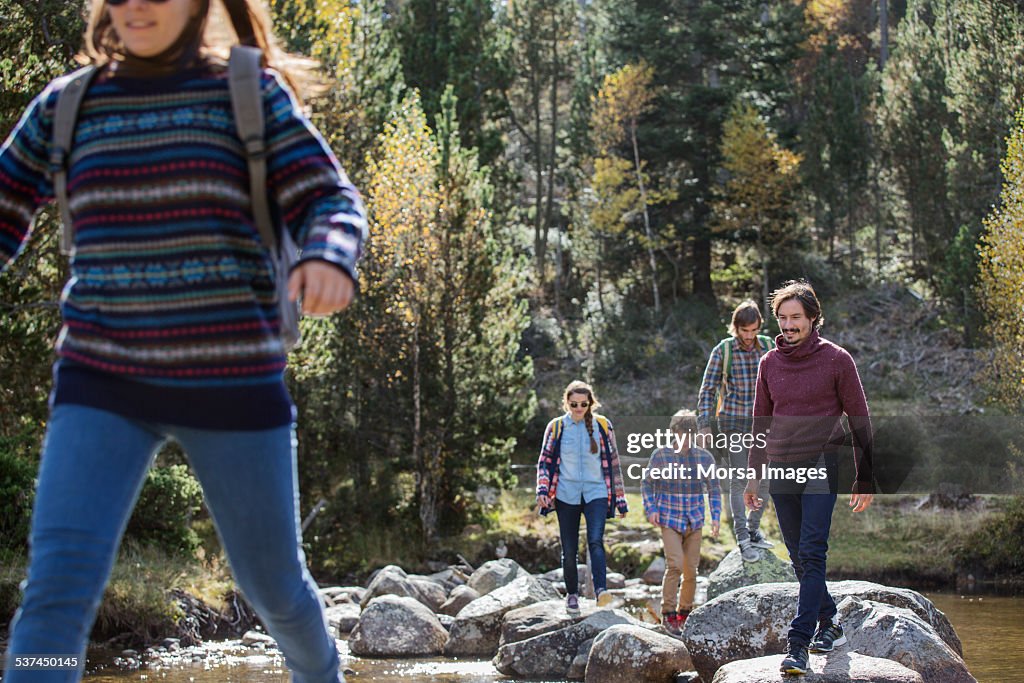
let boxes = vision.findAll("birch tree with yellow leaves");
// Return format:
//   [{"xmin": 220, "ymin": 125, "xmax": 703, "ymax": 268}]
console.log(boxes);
[
  {"xmin": 978, "ymin": 109, "xmax": 1024, "ymax": 411},
  {"xmin": 713, "ymin": 102, "xmax": 803, "ymax": 312}
]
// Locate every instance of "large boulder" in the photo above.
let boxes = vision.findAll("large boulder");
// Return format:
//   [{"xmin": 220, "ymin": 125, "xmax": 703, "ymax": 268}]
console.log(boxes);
[
  {"xmin": 839, "ymin": 597, "xmax": 975, "ymax": 683},
  {"xmin": 681, "ymin": 580, "xmax": 962, "ymax": 681},
  {"xmin": 706, "ymin": 548, "xmax": 796, "ymax": 600},
  {"xmin": 499, "ymin": 599, "xmax": 598, "ymax": 646},
  {"xmin": 439, "ymin": 585, "xmax": 481, "ymax": 617},
  {"xmin": 360, "ymin": 565, "xmax": 445, "ymax": 612},
  {"xmin": 584, "ymin": 624, "xmax": 693, "ymax": 683},
  {"xmin": 711, "ymin": 652, "xmax": 925, "ymax": 682},
  {"xmin": 643, "ymin": 556, "xmax": 666, "ymax": 585},
  {"xmin": 467, "ymin": 558, "xmax": 529, "ymax": 596},
  {"xmin": 407, "ymin": 577, "xmax": 448, "ymax": 612},
  {"xmin": 324, "ymin": 603, "xmax": 361, "ymax": 635},
  {"xmin": 493, "ymin": 609, "xmax": 642, "ymax": 679},
  {"xmin": 444, "ymin": 575, "xmax": 560, "ymax": 657},
  {"xmin": 349, "ymin": 595, "xmax": 449, "ymax": 657}
]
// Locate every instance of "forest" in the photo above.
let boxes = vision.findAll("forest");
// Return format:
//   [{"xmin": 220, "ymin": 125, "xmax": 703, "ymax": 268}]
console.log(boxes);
[{"xmin": 0, "ymin": 0, "xmax": 1023, "ymax": 581}]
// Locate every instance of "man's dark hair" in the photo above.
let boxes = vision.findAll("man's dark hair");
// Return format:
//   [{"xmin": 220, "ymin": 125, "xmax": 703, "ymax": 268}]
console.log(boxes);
[
  {"xmin": 728, "ymin": 300, "xmax": 763, "ymax": 337},
  {"xmin": 770, "ymin": 280, "xmax": 824, "ymax": 329}
]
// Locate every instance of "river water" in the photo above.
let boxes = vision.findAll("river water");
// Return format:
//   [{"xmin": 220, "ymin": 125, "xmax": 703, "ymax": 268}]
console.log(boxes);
[{"xmin": 56, "ymin": 591, "xmax": 1024, "ymax": 683}]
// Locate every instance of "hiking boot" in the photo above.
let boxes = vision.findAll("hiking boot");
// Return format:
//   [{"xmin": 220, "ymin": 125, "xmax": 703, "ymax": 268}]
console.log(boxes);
[
  {"xmin": 566, "ymin": 594, "xmax": 580, "ymax": 612},
  {"xmin": 810, "ymin": 620, "xmax": 847, "ymax": 652},
  {"xmin": 780, "ymin": 642, "xmax": 809, "ymax": 675},
  {"xmin": 676, "ymin": 610, "xmax": 690, "ymax": 628},
  {"xmin": 749, "ymin": 528, "xmax": 775, "ymax": 549},
  {"xmin": 738, "ymin": 539, "xmax": 760, "ymax": 562},
  {"xmin": 661, "ymin": 610, "xmax": 680, "ymax": 634},
  {"xmin": 596, "ymin": 589, "xmax": 614, "ymax": 607}
]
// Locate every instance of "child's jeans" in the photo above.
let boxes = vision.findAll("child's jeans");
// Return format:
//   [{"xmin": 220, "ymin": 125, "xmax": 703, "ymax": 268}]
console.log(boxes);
[
  {"xmin": 2, "ymin": 404, "xmax": 342, "ymax": 683},
  {"xmin": 660, "ymin": 525, "xmax": 702, "ymax": 612}
]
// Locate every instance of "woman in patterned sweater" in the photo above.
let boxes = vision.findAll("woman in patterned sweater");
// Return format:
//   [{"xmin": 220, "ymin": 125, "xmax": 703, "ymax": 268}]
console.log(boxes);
[
  {"xmin": 536, "ymin": 380, "xmax": 628, "ymax": 611},
  {"xmin": 0, "ymin": 1, "xmax": 364, "ymax": 681}
]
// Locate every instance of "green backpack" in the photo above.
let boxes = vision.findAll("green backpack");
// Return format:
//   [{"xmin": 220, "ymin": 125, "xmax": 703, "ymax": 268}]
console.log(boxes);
[
  {"xmin": 715, "ymin": 334, "xmax": 775, "ymax": 415},
  {"xmin": 49, "ymin": 46, "xmax": 302, "ymax": 350}
]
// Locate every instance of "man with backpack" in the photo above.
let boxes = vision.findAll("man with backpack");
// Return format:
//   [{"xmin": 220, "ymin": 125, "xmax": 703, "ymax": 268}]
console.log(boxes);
[{"xmin": 696, "ymin": 300, "xmax": 776, "ymax": 562}]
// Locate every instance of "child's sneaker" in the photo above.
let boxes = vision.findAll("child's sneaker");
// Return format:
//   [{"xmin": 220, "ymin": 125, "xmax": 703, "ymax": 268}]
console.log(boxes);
[{"xmin": 661, "ymin": 610, "xmax": 679, "ymax": 634}]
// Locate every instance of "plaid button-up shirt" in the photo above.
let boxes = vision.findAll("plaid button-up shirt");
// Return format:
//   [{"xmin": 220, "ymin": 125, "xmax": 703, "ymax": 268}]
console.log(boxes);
[
  {"xmin": 641, "ymin": 446, "xmax": 722, "ymax": 534},
  {"xmin": 697, "ymin": 336, "xmax": 771, "ymax": 432}
]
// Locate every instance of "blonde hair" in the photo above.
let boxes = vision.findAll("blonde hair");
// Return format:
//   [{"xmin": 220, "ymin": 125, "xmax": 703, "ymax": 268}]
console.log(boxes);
[
  {"xmin": 81, "ymin": 0, "xmax": 316, "ymax": 101},
  {"xmin": 562, "ymin": 380, "xmax": 602, "ymax": 454},
  {"xmin": 669, "ymin": 409, "xmax": 697, "ymax": 436}
]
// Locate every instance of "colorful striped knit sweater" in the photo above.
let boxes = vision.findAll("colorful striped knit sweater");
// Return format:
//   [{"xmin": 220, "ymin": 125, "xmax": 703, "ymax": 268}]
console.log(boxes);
[{"xmin": 0, "ymin": 63, "xmax": 367, "ymax": 429}]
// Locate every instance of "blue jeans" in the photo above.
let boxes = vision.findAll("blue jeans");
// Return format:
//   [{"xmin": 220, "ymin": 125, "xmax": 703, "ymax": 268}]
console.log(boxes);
[
  {"xmin": 554, "ymin": 497, "xmax": 608, "ymax": 595},
  {"xmin": 770, "ymin": 454, "xmax": 839, "ymax": 648},
  {"xmin": 3, "ymin": 404, "xmax": 341, "ymax": 683}
]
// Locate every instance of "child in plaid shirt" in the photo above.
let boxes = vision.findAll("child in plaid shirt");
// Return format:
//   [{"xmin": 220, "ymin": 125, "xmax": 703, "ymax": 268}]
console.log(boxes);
[{"xmin": 642, "ymin": 409, "xmax": 721, "ymax": 632}]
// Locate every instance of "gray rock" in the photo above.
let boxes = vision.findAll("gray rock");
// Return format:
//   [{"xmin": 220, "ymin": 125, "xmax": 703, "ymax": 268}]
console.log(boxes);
[
  {"xmin": 408, "ymin": 577, "xmax": 448, "ymax": 611},
  {"xmin": 360, "ymin": 565, "xmax": 441, "ymax": 612},
  {"xmin": 324, "ymin": 603, "xmax": 361, "ymax": 634},
  {"xmin": 440, "ymin": 585, "xmax": 481, "ymax": 617},
  {"xmin": 349, "ymin": 595, "xmax": 449, "ymax": 657},
  {"xmin": 566, "ymin": 638, "xmax": 595, "ymax": 680},
  {"xmin": 643, "ymin": 556, "xmax": 666, "ymax": 585},
  {"xmin": 424, "ymin": 568, "xmax": 467, "ymax": 593},
  {"xmin": 437, "ymin": 613, "xmax": 455, "ymax": 630},
  {"xmin": 540, "ymin": 564, "xmax": 593, "ymax": 596},
  {"xmin": 241, "ymin": 630, "xmax": 275, "ymax": 647},
  {"xmin": 838, "ymin": 597, "xmax": 975, "ymax": 683},
  {"xmin": 584, "ymin": 624, "xmax": 693, "ymax": 682},
  {"xmin": 706, "ymin": 548, "xmax": 796, "ymax": 600},
  {"xmin": 607, "ymin": 572, "xmax": 627, "ymax": 590},
  {"xmin": 493, "ymin": 609, "xmax": 642, "ymax": 679},
  {"xmin": 467, "ymin": 558, "xmax": 529, "ymax": 596},
  {"xmin": 499, "ymin": 599, "xmax": 599, "ymax": 646},
  {"xmin": 681, "ymin": 580, "xmax": 963, "ymax": 681},
  {"xmin": 445, "ymin": 574, "xmax": 560, "ymax": 656},
  {"xmin": 318, "ymin": 585, "xmax": 365, "ymax": 606},
  {"xmin": 712, "ymin": 651, "xmax": 924, "ymax": 682}
]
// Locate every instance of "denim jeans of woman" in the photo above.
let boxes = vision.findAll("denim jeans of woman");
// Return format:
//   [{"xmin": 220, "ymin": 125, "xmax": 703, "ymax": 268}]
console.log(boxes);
[
  {"xmin": 2, "ymin": 404, "xmax": 342, "ymax": 683},
  {"xmin": 554, "ymin": 497, "xmax": 608, "ymax": 595}
]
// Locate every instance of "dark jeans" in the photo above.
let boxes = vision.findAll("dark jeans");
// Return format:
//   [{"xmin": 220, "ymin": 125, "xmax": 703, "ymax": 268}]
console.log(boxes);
[
  {"xmin": 555, "ymin": 497, "xmax": 608, "ymax": 595},
  {"xmin": 769, "ymin": 454, "xmax": 839, "ymax": 648}
]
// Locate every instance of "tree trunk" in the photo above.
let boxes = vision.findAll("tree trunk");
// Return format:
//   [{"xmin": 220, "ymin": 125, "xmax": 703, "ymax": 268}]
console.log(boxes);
[
  {"xmin": 879, "ymin": 0, "xmax": 889, "ymax": 69},
  {"xmin": 630, "ymin": 120, "xmax": 660, "ymax": 312}
]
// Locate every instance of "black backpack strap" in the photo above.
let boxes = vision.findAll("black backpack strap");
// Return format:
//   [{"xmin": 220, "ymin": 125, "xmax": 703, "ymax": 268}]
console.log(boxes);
[
  {"xmin": 51, "ymin": 64, "xmax": 99, "ymax": 255},
  {"xmin": 228, "ymin": 45, "xmax": 277, "ymax": 253}
]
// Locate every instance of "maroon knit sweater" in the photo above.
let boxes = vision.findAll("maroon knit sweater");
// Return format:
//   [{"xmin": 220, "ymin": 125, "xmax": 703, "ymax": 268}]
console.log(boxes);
[{"xmin": 747, "ymin": 329, "xmax": 874, "ymax": 493}]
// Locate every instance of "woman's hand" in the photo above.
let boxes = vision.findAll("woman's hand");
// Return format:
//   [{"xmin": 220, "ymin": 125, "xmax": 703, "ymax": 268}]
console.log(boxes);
[
  {"xmin": 288, "ymin": 261, "xmax": 354, "ymax": 316},
  {"xmin": 537, "ymin": 494, "xmax": 551, "ymax": 511}
]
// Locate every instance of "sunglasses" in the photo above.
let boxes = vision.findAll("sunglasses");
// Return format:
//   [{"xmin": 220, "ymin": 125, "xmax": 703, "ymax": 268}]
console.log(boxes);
[
  {"xmin": 568, "ymin": 401, "xmax": 590, "ymax": 409},
  {"xmin": 106, "ymin": 0, "xmax": 172, "ymax": 6}
]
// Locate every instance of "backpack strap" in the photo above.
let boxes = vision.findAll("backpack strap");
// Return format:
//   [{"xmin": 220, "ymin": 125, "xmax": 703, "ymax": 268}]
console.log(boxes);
[
  {"xmin": 228, "ymin": 45, "xmax": 277, "ymax": 254},
  {"xmin": 594, "ymin": 415, "xmax": 609, "ymax": 436},
  {"xmin": 759, "ymin": 334, "xmax": 775, "ymax": 351},
  {"xmin": 715, "ymin": 338, "xmax": 732, "ymax": 416},
  {"xmin": 51, "ymin": 65, "xmax": 99, "ymax": 255}
]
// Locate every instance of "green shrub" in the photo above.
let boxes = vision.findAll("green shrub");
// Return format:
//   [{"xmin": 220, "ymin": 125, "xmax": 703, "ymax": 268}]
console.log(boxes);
[
  {"xmin": 0, "ymin": 449, "xmax": 36, "ymax": 551},
  {"xmin": 952, "ymin": 495, "xmax": 1024, "ymax": 576},
  {"xmin": 125, "ymin": 465, "xmax": 202, "ymax": 557}
]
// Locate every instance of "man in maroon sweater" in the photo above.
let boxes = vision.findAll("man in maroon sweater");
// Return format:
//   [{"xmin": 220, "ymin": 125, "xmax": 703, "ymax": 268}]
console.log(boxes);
[{"xmin": 744, "ymin": 280, "xmax": 874, "ymax": 676}]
